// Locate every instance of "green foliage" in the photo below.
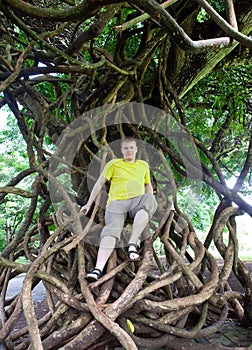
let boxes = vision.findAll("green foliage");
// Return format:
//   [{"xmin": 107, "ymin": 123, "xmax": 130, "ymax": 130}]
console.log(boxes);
[
  {"xmin": 0, "ymin": 116, "xmax": 28, "ymax": 184},
  {"xmin": 96, "ymin": 17, "xmax": 118, "ymax": 55},
  {"xmin": 36, "ymin": 81, "xmax": 57, "ymax": 101},
  {"xmin": 183, "ymin": 64, "xmax": 252, "ymax": 191},
  {"xmin": 177, "ymin": 184, "xmax": 219, "ymax": 231},
  {"xmin": 0, "ymin": 194, "xmax": 32, "ymax": 250},
  {"xmin": 0, "ymin": 111, "xmax": 56, "ymax": 251},
  {"xmin": 95, "ymin": 7, "xmax": 143, "ymax": 58},
  {"xmin": 16, "ymin": 28, "xmax": 30, "ymax": 47},
  {"xmin": 197, "ymin": 0, "xmax": 225, "ymax": 22},
  {"xmin": 0, "ymin": 113, "xmax": 31, "ymax": 250}
]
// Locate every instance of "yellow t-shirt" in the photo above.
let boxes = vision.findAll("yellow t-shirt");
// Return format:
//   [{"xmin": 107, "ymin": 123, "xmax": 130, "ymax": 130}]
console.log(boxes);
[{"xmin": 102, "ymin": 158, "xmax": 151, "ymax": 205}]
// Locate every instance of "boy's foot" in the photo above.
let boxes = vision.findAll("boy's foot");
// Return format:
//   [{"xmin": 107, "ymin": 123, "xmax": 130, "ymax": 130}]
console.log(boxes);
[
  {"xmin": 85, "ymin": 268, "xmax": 102, "ymax": 282},
  {"xmin": 127, "ymin": 243, "xmax": 140, "ymax": 261}
]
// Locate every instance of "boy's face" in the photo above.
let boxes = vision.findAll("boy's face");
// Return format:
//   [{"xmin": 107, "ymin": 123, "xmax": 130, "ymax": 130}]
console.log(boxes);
[{"xmin": 121, "ymin": 141, "xmax": 137, "ymax": 162}]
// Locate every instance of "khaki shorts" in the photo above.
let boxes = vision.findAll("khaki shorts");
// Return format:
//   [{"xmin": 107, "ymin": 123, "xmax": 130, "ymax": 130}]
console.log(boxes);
[{"xmin": 100, "ymin": 193, "xmax": 157, "ymax": 241}]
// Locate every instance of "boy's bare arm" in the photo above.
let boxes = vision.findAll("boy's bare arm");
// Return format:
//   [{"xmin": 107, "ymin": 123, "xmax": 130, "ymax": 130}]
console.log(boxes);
[
  {"xmin": 145, "ymin": 182, "xmax": 154, "ymax": 194},
  {"xmin": 80, "ymin": 174, "xmax": 107, "ymax": 214}
]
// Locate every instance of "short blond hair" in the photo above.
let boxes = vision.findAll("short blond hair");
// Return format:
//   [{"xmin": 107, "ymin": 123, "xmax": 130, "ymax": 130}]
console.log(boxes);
[{"xmin": 121, "ymin": 137, "xmax": 137, "ymax": 146}]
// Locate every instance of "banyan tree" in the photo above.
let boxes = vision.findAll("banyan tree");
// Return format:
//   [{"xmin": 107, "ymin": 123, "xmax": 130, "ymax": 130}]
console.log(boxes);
[{"xmin": 0, "ymin": 1, "xmax": 252, "ymax": 349}]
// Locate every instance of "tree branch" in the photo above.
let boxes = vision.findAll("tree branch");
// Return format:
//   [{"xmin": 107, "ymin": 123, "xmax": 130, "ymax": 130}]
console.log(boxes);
[
  {"xmin": 65, "ymin": 4, "xmax": 119, "ymax": 57},
  {"xmin": 0, "ymin": 4, "xmax": 106, "ymax": 69},
  {"xmin": 232, "ymin": 132, "xmax": 252, "ymax": 193},
  {"xmin": 196, "ymin": 0, "xmax": 252, "ymax": 48},
  {"xmin": 1, "ymin": 0, "xmax": 119, "ymax": 22},
  {"xmin": 224, "ymin": 0, "xmax": 238, "ymax": 30},
  {"xmin": 132, "ymin": 0, "xmax": 252, "ymax": 51},
  {"xmin": 0, "ymin": 186, "xmax": 35, "ymax": 198},
  {"xmin": 114, "ymin": 0, "xmax": 179, "ymax": 32}
]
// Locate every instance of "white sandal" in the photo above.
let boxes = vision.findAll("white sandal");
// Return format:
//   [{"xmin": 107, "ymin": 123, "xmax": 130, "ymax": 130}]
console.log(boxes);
[
  {"xmin": 127, "ymin": 243, "xmax": 140, "ymax": 261},
  {"xmin": 85, "ymin": 268, "xmax": 102, "ymax": 282}
]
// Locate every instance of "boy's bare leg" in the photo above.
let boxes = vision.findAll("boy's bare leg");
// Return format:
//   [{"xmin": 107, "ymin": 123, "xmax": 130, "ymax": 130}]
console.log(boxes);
[
  {"xmin": 128, "ymin": 209, "xmax": 149, "ymax": 259},
  {"xmin": 94, "ymin": 236, "xmax": 117, "ymax": 272}
]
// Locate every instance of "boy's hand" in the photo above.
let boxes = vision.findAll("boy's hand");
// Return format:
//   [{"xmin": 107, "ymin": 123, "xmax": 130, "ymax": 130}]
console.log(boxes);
[{"xmin": 80, "ymin": 204, "xmax": 90, "ymax": 215}]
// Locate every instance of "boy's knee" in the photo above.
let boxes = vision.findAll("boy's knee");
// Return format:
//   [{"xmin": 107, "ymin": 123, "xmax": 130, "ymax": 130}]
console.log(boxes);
[{"xmin": 143, "ymin": 194, "xmax": 158, "ymax": 217}]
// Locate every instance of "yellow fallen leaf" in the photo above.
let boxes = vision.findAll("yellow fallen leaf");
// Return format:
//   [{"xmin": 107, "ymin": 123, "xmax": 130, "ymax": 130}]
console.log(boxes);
[{"xmin": 126, "ymin": 318, "xmax": 135, "ymax": 333}]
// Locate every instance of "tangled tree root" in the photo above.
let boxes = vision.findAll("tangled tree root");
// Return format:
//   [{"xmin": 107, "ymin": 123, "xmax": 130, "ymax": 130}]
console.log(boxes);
[{"xmin": 0, "ymin": 205, "xmax": 251, "ymax": 350}]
